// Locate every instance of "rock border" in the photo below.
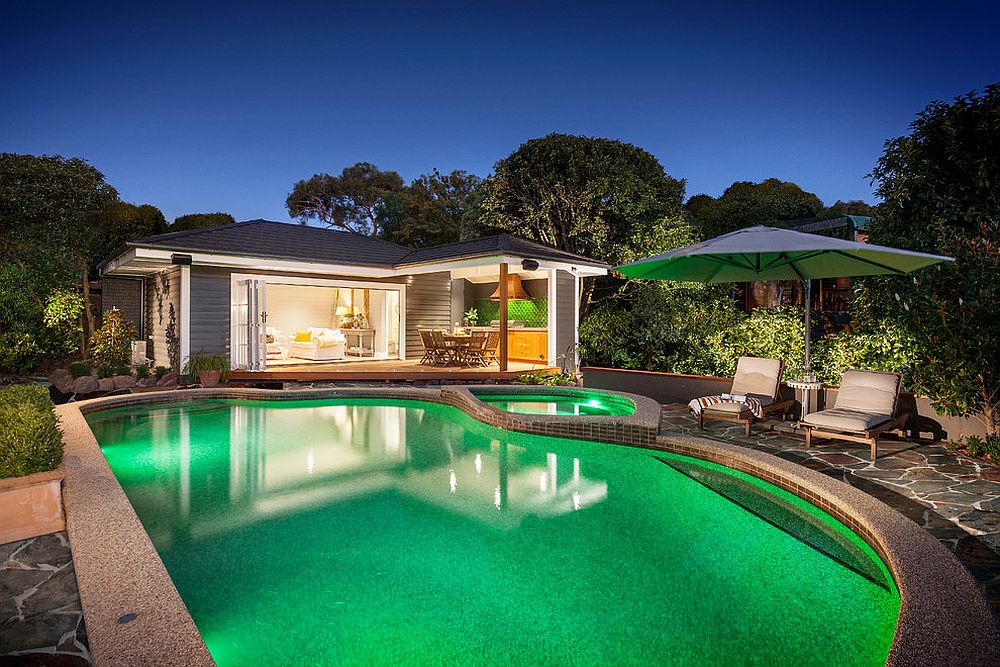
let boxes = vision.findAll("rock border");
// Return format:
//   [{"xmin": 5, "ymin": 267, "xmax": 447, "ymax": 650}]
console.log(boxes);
[{"xmin": 59, "ymin": 387, "xmax": 999, "ymax": 666}]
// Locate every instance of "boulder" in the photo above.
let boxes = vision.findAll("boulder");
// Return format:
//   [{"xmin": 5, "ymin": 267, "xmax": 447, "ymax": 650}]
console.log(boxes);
[
  {"xmin": 71, "ymin": 375, "xmax": 99, "ymax": 394},
  {"xmin": 136, "ymin": 378, "xmax": 158, "ymax": 388},
  {"xmin": 49, "ymin": 369, "xmax": 75, "ymax": 394},
  {"xmin": 112, "ymin": 375, "xmax": 136, "ymax": 389},
  {"xmin": 98, "ymin": 378, "xmax": 115, "ymax": 393},
  {"xmin": 157, "ymin": 372, "xmax": 179, "ymax": 387}
]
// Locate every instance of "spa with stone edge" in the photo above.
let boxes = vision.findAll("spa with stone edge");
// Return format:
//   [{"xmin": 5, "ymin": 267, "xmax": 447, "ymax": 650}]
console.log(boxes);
[{"xmin": 46, "ymin": 387, "xmax": 1000, "ymax": 666}]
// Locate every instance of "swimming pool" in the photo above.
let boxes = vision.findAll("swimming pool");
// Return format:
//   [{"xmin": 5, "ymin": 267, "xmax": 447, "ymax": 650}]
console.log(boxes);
[
  {"xmin": 86, "ymin": 397, "xmax": 899, "ymax": 665},
  {"xmin": 470, "ymin": 389, "xmax": 636, "ymax": 416}
]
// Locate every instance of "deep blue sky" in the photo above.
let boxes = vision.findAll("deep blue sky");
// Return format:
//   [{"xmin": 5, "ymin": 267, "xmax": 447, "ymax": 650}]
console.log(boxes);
[{"xmin": 3, "ymin": 1, "xmax": 998, "ymax": 223}]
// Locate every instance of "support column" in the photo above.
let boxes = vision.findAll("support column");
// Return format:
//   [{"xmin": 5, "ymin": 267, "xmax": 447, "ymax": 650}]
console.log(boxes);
[
  {"xmin": 179, "ymin": 264, "xmax": 191, "ymax": 372},
  {"xmin": 499, "ymin": 262, "xmax": 508, "ymax": 371}
]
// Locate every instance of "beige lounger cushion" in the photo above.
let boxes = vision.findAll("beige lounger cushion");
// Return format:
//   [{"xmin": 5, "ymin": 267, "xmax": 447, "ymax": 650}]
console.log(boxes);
[
  {"xmin": 802, "ymin": 408, "xmax": 893, "ymax": 432},
  {"xmin": 834, "ymin": 370, "xmax": 900, "ymax": 415},
  {"xmin": 729, "ymin": 357, "xmax": 782, "ymax": 402}
]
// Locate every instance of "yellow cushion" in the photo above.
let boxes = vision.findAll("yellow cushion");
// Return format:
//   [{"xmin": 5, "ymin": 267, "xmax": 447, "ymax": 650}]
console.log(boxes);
[{"xmin": 293, "ymin": 331, "xmax": 312, "ymax": 342}]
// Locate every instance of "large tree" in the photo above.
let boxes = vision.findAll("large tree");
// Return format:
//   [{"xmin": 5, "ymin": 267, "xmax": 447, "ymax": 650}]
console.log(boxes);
[
  {"xmin": 472, "ymin": 134, "xmax": 690, "ymax": 313},
  {"xmin": 286, "ymin": 162, "xmax": 403, "ymax": 236},
  {"xmin": 89, "ymin": 202, "xmax": 167, "ymax": 266},
  {"xmin": 686, "ymin": 178, "xmax": 824, "ymax": 237},
  {"xmin": 863, "ymin": 83, "xmax": 1000, "ymax": 436},
  {"xmin": 382, "ymin": 169, "xmax": 482, "ymax": 248},
  {"xmin": 818, "ymin": 200, "xmax": 875, "ymax": 217},
  {"xmin": 170, "ymin": 212, "xmax": 234, "ymax": 231},
  {"xmin": 474, "ymin": 134, "xmax": 687, "ymax": 264},
  {"xmin": 0, "ymin": 154, "xmax": 120, "ymax": 366}
]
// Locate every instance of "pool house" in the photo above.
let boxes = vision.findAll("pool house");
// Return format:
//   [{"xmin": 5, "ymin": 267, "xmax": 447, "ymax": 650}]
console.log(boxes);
[{"xmin": 98, "ymin": 220, "xmax": 608, "ymax": 380}]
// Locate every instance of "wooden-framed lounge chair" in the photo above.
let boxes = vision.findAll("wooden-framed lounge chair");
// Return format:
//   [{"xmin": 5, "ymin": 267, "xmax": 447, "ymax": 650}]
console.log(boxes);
[
  {"xmin": 798, "ymin": 369, "xmax": 909, "ymax": 460},
  {"xmin": 692, "ymin": 356, "xmax": 795, "ymax": 437}
]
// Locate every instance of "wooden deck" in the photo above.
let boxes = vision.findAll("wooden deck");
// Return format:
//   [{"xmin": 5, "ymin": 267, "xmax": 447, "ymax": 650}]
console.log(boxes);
[{"xmin": 228, "ymin": 358, "xmax": 556, "ymax": 382}]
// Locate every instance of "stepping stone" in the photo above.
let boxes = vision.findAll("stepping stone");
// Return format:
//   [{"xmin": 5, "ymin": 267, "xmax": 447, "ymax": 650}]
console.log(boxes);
[
  {"xmin": 10, "ymin": 534, "xmax": 72, "ymax": 570},
  {"xmin": 953, "ymin": 480, "xmax": 1000, "ymax": 496},
  {"xmin": 20, "ymin": 565, "xmax": 81, "ymax": 620},
  {"xmin": 0, "ymin": 568, "xmax": 52, "ymax": 622},
  {"xmin": 0, "ymin": 613, "xmax": 81, "ymax": 654}
]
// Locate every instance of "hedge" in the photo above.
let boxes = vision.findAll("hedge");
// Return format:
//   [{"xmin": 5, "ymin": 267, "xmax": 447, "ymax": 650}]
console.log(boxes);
[{"xmin": 0, "ymin": 385, "xmax": 64, "ymax": 479}]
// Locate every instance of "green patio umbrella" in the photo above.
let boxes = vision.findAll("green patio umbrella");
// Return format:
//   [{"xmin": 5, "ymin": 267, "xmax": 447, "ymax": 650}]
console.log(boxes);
[{"xmin": 615, "ymin": 225, "xmax": 952, "ymax": 379}]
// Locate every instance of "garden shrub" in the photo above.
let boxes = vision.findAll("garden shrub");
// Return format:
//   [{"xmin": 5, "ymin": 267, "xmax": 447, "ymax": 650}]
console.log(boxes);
[
  {"xmin": 812, "ymin": 318, "xmax": 920, "ymax": 386},
  {"xmin": 135, "ymin": 363, "xmax": 150, "ymax": 379},
  {"xmin": 0, "ymin": 384, "xmax": 63, "ymax": 479},
  {"xmin": 68, "ymin": 361, "xmax": 92, "ymax": 378},
  {"xmin": 90, "ymin": 307, "xmax": 136, "ymax": 372},
  {"xmin": 154, "ymin": 366, "xmax": 170, "ymax": 380}
]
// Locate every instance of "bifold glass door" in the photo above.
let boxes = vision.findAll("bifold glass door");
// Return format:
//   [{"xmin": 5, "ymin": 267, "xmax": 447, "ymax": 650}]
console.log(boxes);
[{"xmin": 232, "ymin": 279, "xmax": 267, "ymax": 370}]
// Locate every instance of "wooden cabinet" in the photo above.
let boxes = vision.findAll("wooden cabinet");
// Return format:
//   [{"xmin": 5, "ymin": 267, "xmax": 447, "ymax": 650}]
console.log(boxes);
[{"xmin": 506, "ymin": 331, "xmax": 548, "ymax": 363}]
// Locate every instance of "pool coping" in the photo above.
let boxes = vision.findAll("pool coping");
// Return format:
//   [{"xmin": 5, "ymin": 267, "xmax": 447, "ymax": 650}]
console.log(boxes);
[{"xmin": 58, "ymin": 387, "xmax": 1000, "ymax": 666}]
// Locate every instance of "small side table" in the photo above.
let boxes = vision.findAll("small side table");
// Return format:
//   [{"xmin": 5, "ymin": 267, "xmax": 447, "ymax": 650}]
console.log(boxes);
[{"xmin": 786, "ymin": 379, "xmax": 824, "ymax": 420}]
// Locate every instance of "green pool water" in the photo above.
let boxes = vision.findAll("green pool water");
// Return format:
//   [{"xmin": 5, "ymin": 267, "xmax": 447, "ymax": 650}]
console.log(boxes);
[
  {"xmin": 87, "ymin": 398, "xmax": 899, "ymax": 665},
  {"xmin": 472, "ymin": 390, "xmax": 636, "ymax": 416}
]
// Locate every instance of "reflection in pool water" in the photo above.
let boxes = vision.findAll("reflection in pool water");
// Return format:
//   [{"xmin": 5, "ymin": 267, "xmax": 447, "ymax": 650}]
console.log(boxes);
[{"xmin": 87, "ymin": 398, "xmax": 898, "ymax": 666}]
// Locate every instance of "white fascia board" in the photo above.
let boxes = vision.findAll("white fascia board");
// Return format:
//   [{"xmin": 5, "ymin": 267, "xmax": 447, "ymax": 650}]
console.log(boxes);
[
  {"xmin": 130, "ymin": 247, "xmax": 396, "ymax": 278},
  {"xmin": 400, "ymin": 254, "xmax": 608, "ymax": 278},
  {"xmin": 100, "ymin": 248, "xmax": 138, "ymax": 276}
]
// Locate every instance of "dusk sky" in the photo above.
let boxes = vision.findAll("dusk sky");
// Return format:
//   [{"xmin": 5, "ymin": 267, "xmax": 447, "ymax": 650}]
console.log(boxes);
[{"xmin": 3, "ymin": 1, "xmax": 998, "ymax": 223}]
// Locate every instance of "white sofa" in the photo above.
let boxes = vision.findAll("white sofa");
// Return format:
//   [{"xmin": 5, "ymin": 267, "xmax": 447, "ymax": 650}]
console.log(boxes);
[{"xmin": 287, "ymin": 327, "xmax": 347, "ymax": 361}]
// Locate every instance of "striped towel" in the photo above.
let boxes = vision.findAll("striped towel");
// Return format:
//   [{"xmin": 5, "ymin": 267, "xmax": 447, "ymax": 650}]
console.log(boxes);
[{"xmin": 688, "ymin": 394, "xmax": 766, "ymax": 419}]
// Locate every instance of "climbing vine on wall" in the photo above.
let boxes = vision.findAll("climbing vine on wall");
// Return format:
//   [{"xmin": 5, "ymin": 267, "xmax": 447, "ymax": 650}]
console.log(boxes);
[{"xmin": 166, "ymin": 303, "xmax": 179, "ymax": 370}]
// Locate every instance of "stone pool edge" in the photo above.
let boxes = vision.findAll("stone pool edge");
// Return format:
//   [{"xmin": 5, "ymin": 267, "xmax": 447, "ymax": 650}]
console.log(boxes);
[{"xmin": 59, "ymin": 387, "xmax": 999, "ymax": 667}]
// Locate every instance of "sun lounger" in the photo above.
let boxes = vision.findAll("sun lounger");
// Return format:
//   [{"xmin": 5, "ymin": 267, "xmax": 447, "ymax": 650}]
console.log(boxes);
[
  {"xmin": 798, "ymin": 369, "xmax": 909, "ymax": 459},
  {"xmin": 690, "ymin": 357, "xmax": 794, "ymax": 437}
]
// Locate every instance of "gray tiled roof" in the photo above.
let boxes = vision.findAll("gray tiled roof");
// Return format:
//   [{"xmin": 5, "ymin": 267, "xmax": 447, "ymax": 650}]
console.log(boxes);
[
  {"xmin": 126, "ymin": 220, "xmax": 607, "ymax": 268},
  {"xmin": 130, "ymin": 219, "xmax": 412, "ymax": 267}
]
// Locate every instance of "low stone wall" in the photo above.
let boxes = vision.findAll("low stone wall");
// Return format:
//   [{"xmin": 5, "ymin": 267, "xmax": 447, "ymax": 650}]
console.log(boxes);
[
  {"xmin": 59, "ymin": 386, "xmax": 1000, "ymax": 666},
  {"xmin": 582, "ymin": 366, "xmax": 989, "ymax": 441}
]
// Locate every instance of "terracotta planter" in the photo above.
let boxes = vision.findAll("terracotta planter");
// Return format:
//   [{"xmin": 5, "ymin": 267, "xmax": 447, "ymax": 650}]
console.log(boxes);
[
  {"xmin": 199, "ymin": 370, "xmax": 222, "ymax": 387},
  {"xmin": 0, "ymin": 465, "xmax": 65, "ymax": 544}
]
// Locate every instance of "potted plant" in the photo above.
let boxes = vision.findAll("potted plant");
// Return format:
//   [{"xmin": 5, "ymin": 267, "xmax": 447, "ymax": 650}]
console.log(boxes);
[
  {"xmin": 183, "ymin": 354, "xmax": 230, "ymax": 387},
  {"xmin": 463, "ymin": 307, "xmax": 479, "ymax": 327}
]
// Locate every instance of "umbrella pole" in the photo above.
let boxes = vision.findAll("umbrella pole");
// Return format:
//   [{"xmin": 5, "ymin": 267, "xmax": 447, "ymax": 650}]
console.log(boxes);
[{"xmin": 802, "ymin": 279, "xmax": 813, "ymax": 381}]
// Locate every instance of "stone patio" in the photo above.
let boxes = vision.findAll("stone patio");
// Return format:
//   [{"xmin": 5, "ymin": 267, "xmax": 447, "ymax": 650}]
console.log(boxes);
[
  {"xmin": 1, "ymin": 532, "xmax": 90, "ymax": 665},
  {"xmin": 661, "ymin": 403, "xmax": 1000, "ymax": 616}
]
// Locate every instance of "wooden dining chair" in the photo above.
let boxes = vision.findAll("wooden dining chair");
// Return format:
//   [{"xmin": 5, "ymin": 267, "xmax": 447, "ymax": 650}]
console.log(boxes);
[
  {"xmin": 483, "ymin": 331, "xmax": 501, "ymax": 366},
  {"xmin": 429, "ymin": 330, "xmax": 452, "ymax": 366},
  {"xmin": 463, "ymin": 331, "xmax": 489, "ymax": 366}
]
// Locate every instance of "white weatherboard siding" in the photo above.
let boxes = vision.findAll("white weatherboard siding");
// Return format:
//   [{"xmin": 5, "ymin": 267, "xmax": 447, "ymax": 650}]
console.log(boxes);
[{"xmin": 145, "ymin": 266, "xmax": 181, "ymax": 368}]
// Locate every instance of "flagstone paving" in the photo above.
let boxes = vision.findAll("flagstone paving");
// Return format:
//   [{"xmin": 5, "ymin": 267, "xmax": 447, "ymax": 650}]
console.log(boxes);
[
  {"xmin": 660, "ymin": 403, "xmax": 1000, "ymax": 616},
  {"xmin": 0, "ymin": 532, "xmax": 90, "ymax": 665}
]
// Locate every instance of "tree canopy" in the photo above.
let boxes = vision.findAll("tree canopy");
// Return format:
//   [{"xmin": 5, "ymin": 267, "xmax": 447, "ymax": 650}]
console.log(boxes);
[
  {"xmin": 818, "ymin": 200, "xmax": 874, "ymax": 217},
  {"xmin": 171, "ymin": 212, "xmax": 234, "ymax": 231},
  {"xmin": 0, "ymin": 154, "xmax": 121, "ymax": 369},
  {"xmin": 863, "ymin": 83, "xmax": 1000, "ymax": 436},
  {"xmin": 472, "ymin": 133, "xmax": 690, "ymax": 267},
  {"xmin": 381, "ymin": 169, "xmax": 482, "ymax": 248},
  {"xmin": 89, "ymin": 202, "xmax": 167, "ymax": 267},
  {"xmin": 686, "ymin": 178, "xmax": 824, "ymax": 237},
  {"xmin": 286, "ymin": 162, "xmax": 404, "ymax": 236}
]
